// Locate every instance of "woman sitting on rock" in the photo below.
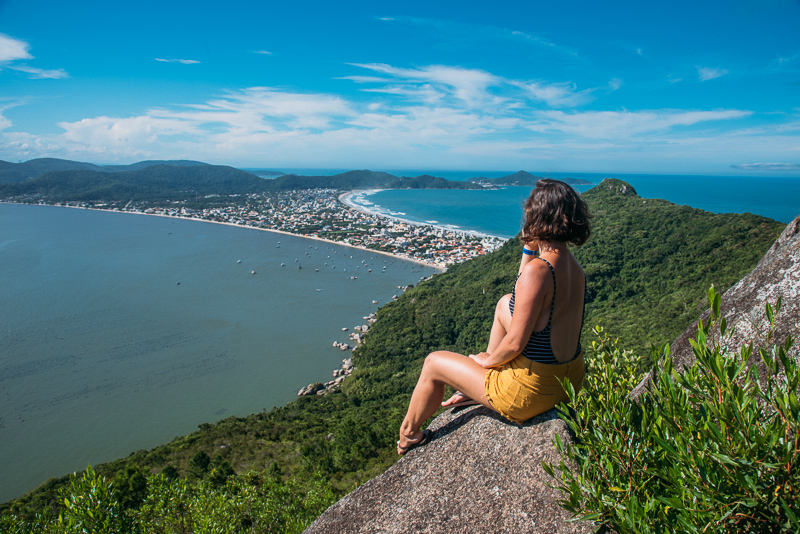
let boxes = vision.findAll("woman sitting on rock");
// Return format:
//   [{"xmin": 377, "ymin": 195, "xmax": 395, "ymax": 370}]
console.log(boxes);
[{"xmin": 397, "ymin": 179, "xmax": 591, "ymax": 455}]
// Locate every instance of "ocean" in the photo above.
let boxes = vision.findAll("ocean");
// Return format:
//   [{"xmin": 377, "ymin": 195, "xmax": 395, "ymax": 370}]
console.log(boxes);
[
  {"xmin": 344, "ymin": 173, "xmax": 800, "ymax": 238},
  {"xmin": 0, "ymin": 204, "xmax": 437, "ymax": 502}
]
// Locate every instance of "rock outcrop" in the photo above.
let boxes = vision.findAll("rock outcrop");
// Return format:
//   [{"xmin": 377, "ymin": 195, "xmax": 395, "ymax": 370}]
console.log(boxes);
[
  {"xmin": 631, "ymin": 215, "xmax": 799, "ymax": 397},
  {"xmin": 304, "ymin": 405, "xmax": 591, "ymax": 534}
]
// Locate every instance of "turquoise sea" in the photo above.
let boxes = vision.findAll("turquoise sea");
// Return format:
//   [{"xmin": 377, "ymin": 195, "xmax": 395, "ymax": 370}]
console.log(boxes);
[
  {"xmin": 345, "ymin": 173, "xmax": 800, "ymax": 238},
  {"xmin": 0, "ymin": 204, "xmax": 437, "ymax": 502}
]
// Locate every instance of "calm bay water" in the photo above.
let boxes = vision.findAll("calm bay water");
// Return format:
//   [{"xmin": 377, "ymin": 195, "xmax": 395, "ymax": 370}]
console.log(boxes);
[
  {"xmin": 0, "ymin": 204, "xmax": 436, "ymax": 502},
  {"xmin": 349, "ymin": 173, "xmax": 800, "ymax": 238}
]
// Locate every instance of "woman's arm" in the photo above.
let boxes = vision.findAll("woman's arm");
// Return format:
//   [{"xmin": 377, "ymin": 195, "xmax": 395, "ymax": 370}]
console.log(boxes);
[{"xmin": 472, "ymin": 259, "xmax": 551, "ymax": 368}]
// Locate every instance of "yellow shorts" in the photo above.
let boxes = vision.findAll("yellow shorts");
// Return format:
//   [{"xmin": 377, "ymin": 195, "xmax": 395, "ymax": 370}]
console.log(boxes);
[{"xmin": 484, "ymin": 352, "xmax": 585, "ymax": 424}]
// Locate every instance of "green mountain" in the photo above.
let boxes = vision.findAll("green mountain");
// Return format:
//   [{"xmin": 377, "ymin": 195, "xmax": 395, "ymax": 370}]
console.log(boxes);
[
  {"xmin": 0, "ymin": 164, "xmax": 269, "ymax": 201},
  {"xmin": 263, "ymin": 170, "xmax": 483, "ymax": 191},
  {"xmin": 470, "ymin": 170, "xmax": 594, "ymax": 186},
  {"xmin": 0, "ymin": 165, "xmax": 483, "ymax": 202},
  {"xmin": 0, "ymin": 158, "xmax": 100, "ymax": 183},
  {"xmin": 0, "ymin": 158, "xmax": 208, "ymax": 184},
  {"xmin": 1, "ymin": 180, "xmax": 784, "ymax": 531}
]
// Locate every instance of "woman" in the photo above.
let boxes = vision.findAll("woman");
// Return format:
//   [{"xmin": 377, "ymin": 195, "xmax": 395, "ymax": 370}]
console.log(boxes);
[{"xmin": 397, "ymin": 179, "xmax": 591, "ymax": 455}]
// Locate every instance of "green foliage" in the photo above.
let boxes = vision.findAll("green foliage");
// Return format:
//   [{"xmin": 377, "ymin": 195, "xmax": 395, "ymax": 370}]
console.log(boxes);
[
  {"xmin": 57, "ymin": 466, "xmax": 129, "ymax": 534},
  {"xmin": 575, "ymin": 183, "xmax": 783, "ymax": 366},
  {"xmin": 546, "ymin": 287, "xmax": 799, "ymax": 532},
  {"xmin": 3, "ymin": 470, "xmax": 337, "ymax": 534}
]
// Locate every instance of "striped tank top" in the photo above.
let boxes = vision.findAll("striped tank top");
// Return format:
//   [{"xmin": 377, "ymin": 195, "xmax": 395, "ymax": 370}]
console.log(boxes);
[{"xmin": 509, "ymin": 257, "xmax": 584, "ymax": 365}]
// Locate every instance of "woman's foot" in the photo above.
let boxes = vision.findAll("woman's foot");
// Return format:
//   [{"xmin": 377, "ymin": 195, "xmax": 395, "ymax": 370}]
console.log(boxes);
[
  {"xmin": 397, "ymin": 429, "xmax": 432, "ymax": 455},
  {"xmin": 441, "ymin": 391, "xmax": 479, "ymax": 409}
]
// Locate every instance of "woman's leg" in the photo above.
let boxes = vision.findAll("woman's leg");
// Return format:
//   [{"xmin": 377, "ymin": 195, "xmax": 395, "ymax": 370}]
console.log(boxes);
[
  {"xmin": 398, "ymin": 350, "xmax": 494, "ymax": 454},
  {"xmin": 442, "ymin": 294, "xmax": 512, "ymax": 407}
]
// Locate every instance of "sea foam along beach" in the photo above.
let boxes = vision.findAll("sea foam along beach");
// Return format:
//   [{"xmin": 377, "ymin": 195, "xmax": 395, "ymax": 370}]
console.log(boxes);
[{"xmin": 340, "ymin": 189, "xmax": 508, "ymax": 241}]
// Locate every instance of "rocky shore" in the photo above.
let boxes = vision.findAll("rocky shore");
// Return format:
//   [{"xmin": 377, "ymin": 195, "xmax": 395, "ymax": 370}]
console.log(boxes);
[{"xmin": 297, "ymin": 312, "xmax": 377, "ymax": 397}]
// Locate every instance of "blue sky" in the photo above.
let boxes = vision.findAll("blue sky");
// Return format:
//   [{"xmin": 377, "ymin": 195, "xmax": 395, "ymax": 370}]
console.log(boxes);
[{"xmin": 1, "ymin": 0, "xmax": 799, "ymax": 175}]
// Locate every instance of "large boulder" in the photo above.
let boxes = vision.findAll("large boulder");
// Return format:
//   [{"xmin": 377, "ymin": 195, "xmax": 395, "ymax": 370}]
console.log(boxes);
[
  {"xmin": 304, "ymin": 405, "xmax": 592, "ymax": 534},
  {"xmin": 631, "ymin": 215, "xmax": 799, "ymax": 398}
]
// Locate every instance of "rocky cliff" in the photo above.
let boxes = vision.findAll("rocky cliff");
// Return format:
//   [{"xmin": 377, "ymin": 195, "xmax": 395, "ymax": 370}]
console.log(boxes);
[{"xmin": 631, "ymin": 214, "xmax": 799, "ymax": 397}]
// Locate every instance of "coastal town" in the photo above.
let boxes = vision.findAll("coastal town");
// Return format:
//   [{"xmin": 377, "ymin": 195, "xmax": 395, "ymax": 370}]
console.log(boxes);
[{"xmin": 8, "ymin": 189, "xmax": 507, "ymax": 269}]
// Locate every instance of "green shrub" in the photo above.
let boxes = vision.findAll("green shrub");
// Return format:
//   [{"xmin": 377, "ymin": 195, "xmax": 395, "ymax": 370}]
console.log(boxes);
[{"xmin": 545, "ymin": 287, "xmax": 799, "ymax": 532}]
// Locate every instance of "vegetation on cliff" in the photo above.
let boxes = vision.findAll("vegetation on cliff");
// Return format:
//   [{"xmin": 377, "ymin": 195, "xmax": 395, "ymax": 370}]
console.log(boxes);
[
  {"xmin": 547, "ymin": 288, "xmax": 799, "ymax": 532},
  {"xmin": 0, "ymin": 180, "xmax": 785, "ymax": 532}
]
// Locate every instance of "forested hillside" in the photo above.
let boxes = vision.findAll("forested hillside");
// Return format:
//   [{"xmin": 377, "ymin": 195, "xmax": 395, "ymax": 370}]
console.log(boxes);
[{"xmin": 1, "ymin": 180, "xmax": 785, "ymax": 532}]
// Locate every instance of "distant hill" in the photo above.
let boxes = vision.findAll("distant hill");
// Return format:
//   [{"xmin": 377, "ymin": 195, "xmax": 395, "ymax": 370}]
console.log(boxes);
[
  {"xmin": 0, "ymin": 158, "xmax": 208, "ymax": 184},
  {"xmin": 100, "ymin": 160, "xmax": 208, "ymax": 172},
  {"xmin": 264, "ymin": 170, "xmax": 483, "ymax": 191},
  {"xmin": 0, "ymin": 158, "xmax": 101, "ymax": 183},
  {"xmin": 0, "ymin": 164, "xmax": 269, "ymax": 202},
  {"xmin": 0, "ymin": 161, "xmax": 484, "ymax": 199},
  {"xmin": 470, "ymin": 170, "xmax": 593, "ymax": 186}
]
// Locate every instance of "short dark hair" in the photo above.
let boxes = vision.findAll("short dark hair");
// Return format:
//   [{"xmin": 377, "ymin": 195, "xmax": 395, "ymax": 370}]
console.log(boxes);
[{"xmin": 521, "ymin": 179, "xmax": 591, "ymax": 246}]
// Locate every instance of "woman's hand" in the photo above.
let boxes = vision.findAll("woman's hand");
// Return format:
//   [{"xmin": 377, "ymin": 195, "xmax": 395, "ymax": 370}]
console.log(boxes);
[{"xmin": 469, "ymin": 352, "xmax": 492, "ymax": 368}]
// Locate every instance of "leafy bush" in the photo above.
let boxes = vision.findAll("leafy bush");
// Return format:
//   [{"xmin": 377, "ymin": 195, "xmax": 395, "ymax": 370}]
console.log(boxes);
[
  {"xmin": 2, "ymin": 468, "xmax": 337, "ymax": 534},
  {"xmin": 546, "ymin": 287, "xmax": 799, "ymax": 532}
]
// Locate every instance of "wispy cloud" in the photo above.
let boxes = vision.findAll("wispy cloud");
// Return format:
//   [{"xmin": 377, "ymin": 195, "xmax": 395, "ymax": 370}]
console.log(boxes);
[
  {"xmin": 0, "ymin": 33, "xmax": 68, "ymax": 79},
  {"xmin": 349, "ymin": 63, "xmax": 501, "ymax": 107},
  {"xmin": 155, "ymin": 58, "xmax": 200, "ymax": 64},
  {"xmin": 532, "ymin": 109, "xmax": 751, "ymax": 139},
  {"xmin": 254, "ymin": 50, "xmax": 272, "ymax": 55},
  {"xmin": 348, "ymin": 63, "xmax": 593, "ymax": 108},
  {"xmin": 731, "ymin": 162, "xmax": 800, "ymax": 171},
  {"xmin": 0, "ymin": 33, "xmax": 33, "ymax": 62},
  {"xmin": 697, "ymin": 66, "xmax": 729, "ymax": 81},
  {"xmin": 608, "ymin": 78, "xmax": 623, "ymax": 91},
  {"xmin": 7, "ymin": 65, "xmax": 68, "ymax": 79},
  {"xmin": 376, "ymin": 16, "xmax": 578, "ymax": 57},
  {"xmin": 4, "ymin": 62, "xmax": 793, "ymax": 171}
]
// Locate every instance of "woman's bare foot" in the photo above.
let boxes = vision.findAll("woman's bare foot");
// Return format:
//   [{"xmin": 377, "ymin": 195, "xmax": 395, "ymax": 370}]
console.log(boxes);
[
  {"xmin": 441, "ymin": 391, "xmax": 479, "ymax": 408},
  {"xmin": 397, "ymin": 429, "xmax": 432, "ymax": 455}
]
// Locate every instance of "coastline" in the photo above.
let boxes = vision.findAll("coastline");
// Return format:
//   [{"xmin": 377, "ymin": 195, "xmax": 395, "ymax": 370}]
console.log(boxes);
[
  {"xmin": 0, "ymin": 201, "xmax": 444, "ymax": 271},
  {"xmin": 338, "ymin": 190, "xmax": 507, "ymax": 241}
]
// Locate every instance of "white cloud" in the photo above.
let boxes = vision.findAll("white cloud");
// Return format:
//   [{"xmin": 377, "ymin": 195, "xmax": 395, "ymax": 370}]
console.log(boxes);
[
  {"xmin": 636, "ymin": 48, "xmax": 644, "ymax": 57},
  {"xmin": 531, "ymin": 109, "xmax": 751, "ymax": 139},
  {"xmin": 155, "ymin": 58, "xmax": 200, "ymax": 64},
  {"xmin": 511, "ymin": 80, "xmax": 592, "ymax": 107},
  {"xmin": 731, "ymin": 162, "xmax": 800, "ymax": 171},
  {"xmin": 0, "ymin": 33, "xmax": 68, "ymax": 79},
  {"xmin": 608, "ymin": 78, "xmax": 623, "ymax": 91},
  {"xmin": 350, "ymin": 63, "xmax": 500, "ymax": 106},
  {"xmin": 254, "ymin": 50, "xmax": 272, "ymax": 55},
  {"xmin": 8, "ymin": 65, "xmax": 68, "ymax": 79},
  {"xmin": 697, "ymin": 66, "xmax": 729, "ymax": 81},
  {"xmin": 0, "ymin": 34, "xmax": 33, "ymax": 62},
  {"xmin": 4, "ymin": 62, "xmax": 795, "ymax": 172}
]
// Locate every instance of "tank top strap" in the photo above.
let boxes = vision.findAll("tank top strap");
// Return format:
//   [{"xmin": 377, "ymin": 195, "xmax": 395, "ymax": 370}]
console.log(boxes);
[{"xmin": 537, "ymin": 257, "xmax": 556, "ymax": 326}]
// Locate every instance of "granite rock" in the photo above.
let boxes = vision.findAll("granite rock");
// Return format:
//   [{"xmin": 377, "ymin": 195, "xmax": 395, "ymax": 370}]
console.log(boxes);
[{"xmin": 304, "ymin": 406, "xmax": 592, "ymax": 534}]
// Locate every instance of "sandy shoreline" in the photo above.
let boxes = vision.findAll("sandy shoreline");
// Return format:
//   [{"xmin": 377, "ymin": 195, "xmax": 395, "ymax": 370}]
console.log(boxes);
[
  {"xmin": 0, "ymin": 201, "xmax": 445, "ymax": 271},
  {"xmin": 338, "ymin": 190, "xmax": 507, "ymax": 241}
]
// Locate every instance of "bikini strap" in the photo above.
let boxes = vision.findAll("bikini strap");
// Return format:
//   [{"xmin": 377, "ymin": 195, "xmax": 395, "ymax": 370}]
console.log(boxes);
[{"xmin": 537, "ymin": 257, "xmax": 556, "ymax": 326}]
